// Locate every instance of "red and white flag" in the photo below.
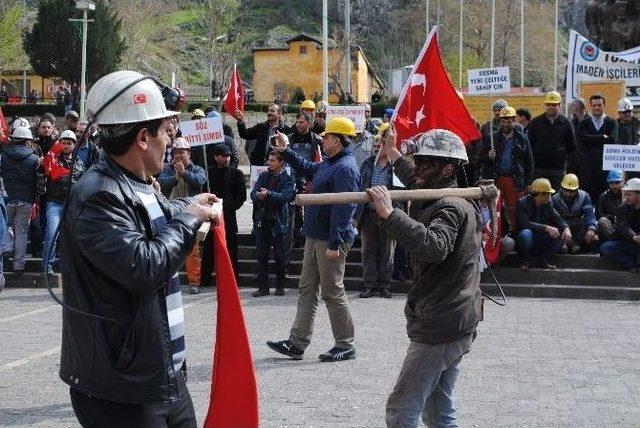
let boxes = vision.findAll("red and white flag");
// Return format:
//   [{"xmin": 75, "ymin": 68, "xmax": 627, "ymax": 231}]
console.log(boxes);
[
  {"xmin": 224, "ymin": 64, "xmax": 245, "ymax": 115},
  {"xmin": 392, "ymin": 27, "xmax": 480, "ymax": 146}
]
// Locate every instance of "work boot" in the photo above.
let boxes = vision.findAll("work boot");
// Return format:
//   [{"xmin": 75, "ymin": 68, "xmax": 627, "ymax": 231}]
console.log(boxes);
[
  {"xmin": 252, "ymin": 288, "xmax": 269, "ymax": 297},
  {"xmin": 318, "ymin": 346, "xmax": 356, "ymax": 362},
  {"xmin": 359, "ymin": 288, "xmax": 377, "ymax": 298},
  {"xmin": 538, "ymin": 260, "xmax": 557, "ymax": 270},
  {"xmin": 266, "ymin": 339, "xmax": 304, "ymax": 360},
  {"xmin": 189, "ymin": 285, "xmax": 200, "ymax": 295},
  {"xmin": 380, "ymin": 288, "xmax": 392, "ymax": 298}
]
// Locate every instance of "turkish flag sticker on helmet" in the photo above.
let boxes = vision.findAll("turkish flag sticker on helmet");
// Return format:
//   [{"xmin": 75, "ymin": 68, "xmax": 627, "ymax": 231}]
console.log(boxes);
[{"xmin": 133, "ymin": 93, "xmax": 147, "ymax": 104}]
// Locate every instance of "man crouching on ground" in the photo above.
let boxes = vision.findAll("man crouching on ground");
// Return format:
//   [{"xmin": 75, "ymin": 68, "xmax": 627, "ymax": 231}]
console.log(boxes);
[{"xmin": 367, "ymin": 127, "xmax": 483, "ymax": 427}]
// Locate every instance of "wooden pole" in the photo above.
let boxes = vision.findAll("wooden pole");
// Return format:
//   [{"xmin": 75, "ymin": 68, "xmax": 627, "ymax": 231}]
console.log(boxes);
[{"xmin": 295, "ymin": 185, "xmax": 497, "ymax": 206}]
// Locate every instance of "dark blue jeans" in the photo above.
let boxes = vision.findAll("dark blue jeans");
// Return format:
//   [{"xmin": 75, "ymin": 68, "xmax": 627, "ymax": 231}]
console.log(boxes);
[
  {"xmin": 256, "ymin": 220, "xmax": 287, "ymax": 289},
  {"xmin": 516, "ymin": 229, "xmax": 563, "ymax": 262},
  {"xmin": 601, "ymin": 240, "xmax": 640, "ymax": 270}
]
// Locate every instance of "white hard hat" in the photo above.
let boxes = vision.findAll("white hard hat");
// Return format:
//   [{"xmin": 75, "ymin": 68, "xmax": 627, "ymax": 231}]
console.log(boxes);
[
  {"xmin": 401, "ymin": 129, "xmax": 468, "ymax": 164},
  {"xmin": 617, "ymin": 97, "xmax": 634, "ymax": 112},
  {"xmin": 623, "ymin": 178, "xmax": 640, "ymax": 191},
  {"xmin": 12, "ymin": 117, "xmax": 29, "ymax": 129},
  {"xmin": 86, "ymin": 70, "xmax": 178, "ymax": 125},
  {"xmin": 59, "ymin": 129, "xmax": 77, "ymax": 142},
  {"xmin": 11, "ymin": 126, "xmax": 34, "ymax": 141}
]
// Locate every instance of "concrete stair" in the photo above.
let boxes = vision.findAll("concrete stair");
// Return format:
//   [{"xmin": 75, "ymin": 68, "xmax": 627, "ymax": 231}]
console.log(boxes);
[{"xmin": 4, "ymin": 234, "xmax": 639, "ymax": 300}]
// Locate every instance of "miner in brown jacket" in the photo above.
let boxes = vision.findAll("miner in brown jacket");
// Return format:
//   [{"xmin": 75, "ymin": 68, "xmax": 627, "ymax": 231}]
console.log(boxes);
[{"xmin": 367, "ymin": 128, "xmax": 483, "ymax": 427}]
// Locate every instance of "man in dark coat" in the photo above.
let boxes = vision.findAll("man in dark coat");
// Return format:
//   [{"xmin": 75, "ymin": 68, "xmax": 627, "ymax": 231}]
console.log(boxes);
[
  {"xmin": 234, "ymin": 104, "xmax": 291, "ymax": 166},
  {"xmin": 201, "ymin": 143, "xmax": 246, "ymax": 284},
  {"xmin": 578, "ymin": 94, "xmax": 618, "ymax": 203}
]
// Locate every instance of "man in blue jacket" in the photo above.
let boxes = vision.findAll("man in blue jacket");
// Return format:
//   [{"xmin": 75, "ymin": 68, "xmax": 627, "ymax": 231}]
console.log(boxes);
[
  {"xmin": 354, "ymin": 137, "xmax": 396, "ymax": 298},
  {"xmin": 250, "ymin": 150, "xmax": 295, "ymax": 297},
  {"xmin": 267, "ymin": 117, "xmax": 360, "ymax": 362},
  {"xmin": 157, "ymin": 137, "xmax": 207, "ymax": 199}
]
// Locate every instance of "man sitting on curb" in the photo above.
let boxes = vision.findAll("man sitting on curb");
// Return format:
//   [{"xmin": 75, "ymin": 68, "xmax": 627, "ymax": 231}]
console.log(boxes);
[
  {"xmin": 552, "ymin": 173, "xmax": 598, "ymax": 254},
  {"xmin": 601, "ymin": 178, "xmax": 640, "ymax": 272},
  {"xmin": 516, "ymin": 178, "xmax": 570, "ymax": 271},
  {"xmin": 597, "ymin": 170, "xmax": 624, "ymax": 241}
]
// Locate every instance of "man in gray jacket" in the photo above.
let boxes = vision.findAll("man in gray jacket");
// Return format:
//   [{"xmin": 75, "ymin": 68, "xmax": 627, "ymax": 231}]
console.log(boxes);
[{"xmin": 367, "ymin": 128, "xmax": 483, "ymax": 427}]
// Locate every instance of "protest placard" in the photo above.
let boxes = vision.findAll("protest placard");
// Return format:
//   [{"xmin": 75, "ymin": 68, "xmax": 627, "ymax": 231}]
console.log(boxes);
[
  {"xmin": 467, "ymin": 67, "xmax": 511, "ymax": 95},
  {"xmin": 180, "ymin": 117, "xmax": 225, "ymax": 147},
  {"xmin": 326, "ymin": 105, "xmax": 366, "ymax": 132},
  {"xmin": 602, "ymin": 144, "xmax": 640, "ymax": 172}
]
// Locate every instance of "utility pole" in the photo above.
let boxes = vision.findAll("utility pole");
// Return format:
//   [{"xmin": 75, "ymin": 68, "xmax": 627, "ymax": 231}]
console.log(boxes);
[
  {"xmin": 490, "ymin": 0, "xmax": 495, "ymax": 67},
  {"xmin": 520, "ymin": 0, "xmax": 525, "ymax": 87},
  {"xmin": 344, "ymin": 0, "xmax": 351, "ymax": 97},
  {"xmin": 70, "ymin": 0, "xmax": 96, "ymax": 122},
  {"xmin": 323, "ymin": 0, "xmax": 329, "ymax": 102},
  {"xmin": 425, "ymin": 0, "xmax": 429, "ymax": 36},
  {"xmin": 553, "ymin": 0, "xmax": 559, "ymax": 90},
  {"xmin": 459, "ymin": 0, "xmax": 463, "ymax": 88}
]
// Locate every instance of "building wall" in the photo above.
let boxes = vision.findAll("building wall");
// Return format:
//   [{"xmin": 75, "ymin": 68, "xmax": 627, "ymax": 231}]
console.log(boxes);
[
  {"xmin": 253, "ymin": 41, "xmax": 380, "ymax": 104},
  {"xmin": 0, "ymin": 72, "xmax": 61, "ymax": 100}
]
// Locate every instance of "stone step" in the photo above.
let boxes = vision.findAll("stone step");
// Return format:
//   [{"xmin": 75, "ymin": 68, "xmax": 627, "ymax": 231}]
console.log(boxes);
[
  {"xmin": 180, "ymin": 273, "xmax": 640, "ymax": 301},
  {"xmin": 486, "ymin": 266, "xmax": 639, "ymax": 287}
]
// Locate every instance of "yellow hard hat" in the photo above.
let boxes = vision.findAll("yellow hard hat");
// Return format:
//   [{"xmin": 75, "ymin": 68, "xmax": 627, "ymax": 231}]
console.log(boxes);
[
  {"xmin": 375, "ymin": 122, "xmax": 390, "ymax": 140},
  {"xmin": 499, "ymin": 106, "xmax": 516, "ymax": 118},
  {"xmin": 300, "ymin": 99, "xmax": 316, "ymax": 111},
  {"xmin": 531, "ymin": 178, "xmax": 555, "ymax": 194},
  {"xmin": 320, "ymin": 116, "xmax": 357, "ymax": 138},
  {"xmin": 560, "ymin": 173, "xmax": 579, "ymax": 190},
  {"xmin": 544, "ymin": 91, "xmax": 562, "ymax": 105},
  {"xmin": 192, "ymin": 108, "xmax": 205, "ymax": 118}
]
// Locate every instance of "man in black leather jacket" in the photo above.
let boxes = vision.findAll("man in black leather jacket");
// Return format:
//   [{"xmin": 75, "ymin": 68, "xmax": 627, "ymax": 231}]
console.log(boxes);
[{"xmin": 59, "ymin": 70, "xmax": 218, "ymax": 427}]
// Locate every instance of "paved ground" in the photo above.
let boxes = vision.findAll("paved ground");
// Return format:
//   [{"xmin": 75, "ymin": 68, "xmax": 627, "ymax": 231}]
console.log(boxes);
[{"xmin": 1, "ymin": 287, "xmax": 638, "ymax": 427}]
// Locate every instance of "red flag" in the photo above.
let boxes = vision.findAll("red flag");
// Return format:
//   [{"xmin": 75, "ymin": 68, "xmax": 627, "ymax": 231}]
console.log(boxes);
[
  {"xmin": 0, "ymin": 106, "xmax": 8, "ymax": 144},
  {"xmin": 483, "ymin": 193, "xmax": 503, "ymax": 265},
  {"xmin": 224, "ymin": 65, "xmax": 245, "ymax": 116},
  {"xmin": 204, "ymin": 217, "xmax": 259, "ymax": 428},
  {"xmin": 392, "ymin": 27, "xmax": 480, "ymax": 145}
]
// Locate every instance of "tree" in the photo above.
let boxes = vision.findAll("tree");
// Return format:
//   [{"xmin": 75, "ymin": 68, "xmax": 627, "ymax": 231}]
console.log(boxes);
[
  {"xmin": 23, "ymin": 0, "xmax": 126, "ymax": 85},
  {"xmin": 0, "ymin": 4, "xmax": 31, "ymax": 71}
]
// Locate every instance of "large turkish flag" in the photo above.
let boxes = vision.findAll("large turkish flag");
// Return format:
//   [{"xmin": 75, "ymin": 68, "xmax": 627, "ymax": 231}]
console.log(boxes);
[{"xmin": 392, "ymin": 27, "xmax": 480, "ymax": 146}]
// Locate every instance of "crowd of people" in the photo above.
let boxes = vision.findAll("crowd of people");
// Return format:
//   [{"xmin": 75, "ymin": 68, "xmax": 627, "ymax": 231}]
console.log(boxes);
[{"xmin": 0, "ymin": 90, "xmax": 639, "ymax": 295}]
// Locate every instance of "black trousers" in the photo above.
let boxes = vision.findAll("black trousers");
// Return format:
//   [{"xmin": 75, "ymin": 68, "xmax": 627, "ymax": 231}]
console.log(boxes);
[
  {"xmin": 255, "ymin": 220, "xmax": 287, "ymax": 288},
  {"xmin": 70, "ymin": 373, "xmax": 196, "ymax": 428},
  {"xmin": 201, "ymin": 214, "xmax": 238, "ymax": 287}
]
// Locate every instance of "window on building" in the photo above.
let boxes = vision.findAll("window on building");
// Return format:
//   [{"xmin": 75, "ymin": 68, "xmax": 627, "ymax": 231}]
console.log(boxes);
[{"xmin": 299, "ymin": 45, "xmax": 307, "ymax": 55}]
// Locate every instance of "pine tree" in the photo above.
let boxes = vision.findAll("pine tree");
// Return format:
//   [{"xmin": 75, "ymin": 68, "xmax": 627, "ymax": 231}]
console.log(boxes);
[{"xmin": 23, "ymin": 0, "xmax": 126, "ymax": 85}]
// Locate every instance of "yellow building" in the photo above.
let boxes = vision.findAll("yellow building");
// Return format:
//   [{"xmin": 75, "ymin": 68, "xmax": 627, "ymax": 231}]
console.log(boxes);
[
  {"xmin": 0, "ymin": 69, "xmax": 62, "ymax": 101},
  {"xmin": 252, "ymin": 34, "xmax": 383, "ymax": 104}
]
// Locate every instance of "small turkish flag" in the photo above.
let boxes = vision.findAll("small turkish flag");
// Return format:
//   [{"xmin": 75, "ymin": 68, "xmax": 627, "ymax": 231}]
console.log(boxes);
[
  {"xmin": 392, "ymin": 27, "xmax": 480, "ymax": 146},
  {"xmin": 133, "ymin": 93, "xmax": 147, "ymax": 105},
  {"xmin": 224, "ymin": 64, "xmax": 245, "ymax": 115}
]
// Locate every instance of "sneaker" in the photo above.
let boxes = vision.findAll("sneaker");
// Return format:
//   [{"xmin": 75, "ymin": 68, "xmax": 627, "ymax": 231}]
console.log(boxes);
[
  {"xmin": 252, "ymin": 288, "xmax": 269, "ymax": 297},
  {"xmin": 189, "ymin": 285, "xmax": 200, "ymax": 294},
  {"xmin": 318, "ymin": 346, "xmax": 356, "ymax": 362},
  {"xmin": 380, "ymin": 288, "xmax": 392, "ymax": 298},
  {"xmin": 274, "ymin": 287, "xmax": 285, "ymax": 296},
  {"xmin": 266, "ymin": 340, "xmax": 304, "ymax": 360},
  {"xmin": 538, "ymin": 261, "xmax": 557, "ymax": 270},
  {"xmin": 359, "ymin": 288, "xmax": 377, "ymax": 298}
]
